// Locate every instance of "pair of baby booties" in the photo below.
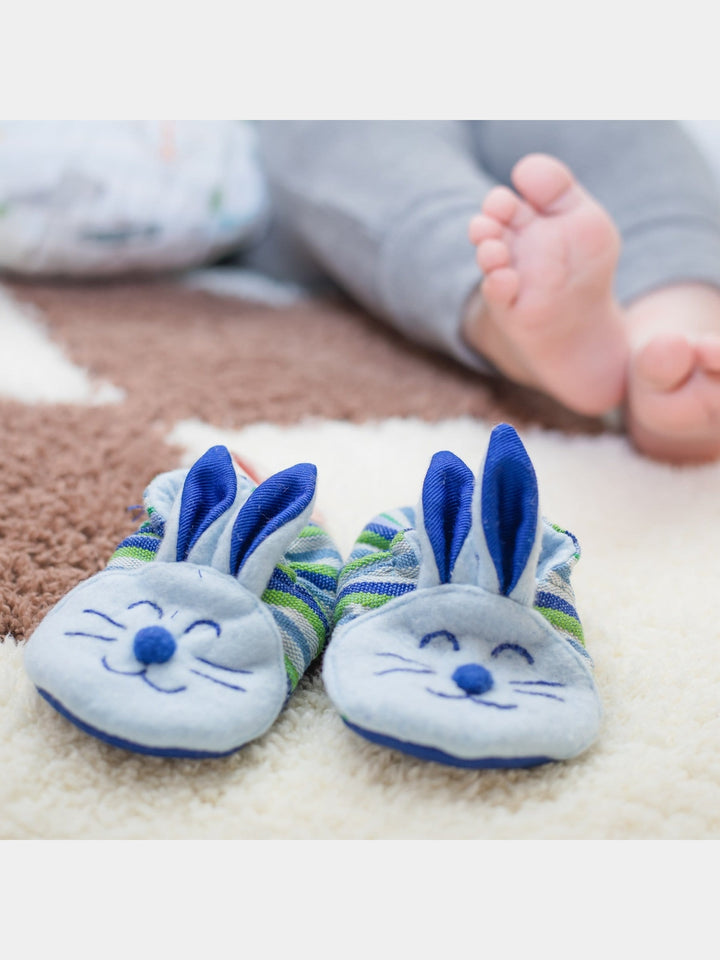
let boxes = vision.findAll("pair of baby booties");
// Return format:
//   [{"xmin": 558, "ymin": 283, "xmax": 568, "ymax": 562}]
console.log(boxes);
[{"xmin": 24, "ymin": 424, "xmax": 602, "ymax": 767}]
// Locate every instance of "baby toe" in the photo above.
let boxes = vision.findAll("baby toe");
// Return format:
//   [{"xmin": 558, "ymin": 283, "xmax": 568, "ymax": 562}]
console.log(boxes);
[{"xmin": 476, "ymin": 239, "xmax": 511, "ymax": 273}]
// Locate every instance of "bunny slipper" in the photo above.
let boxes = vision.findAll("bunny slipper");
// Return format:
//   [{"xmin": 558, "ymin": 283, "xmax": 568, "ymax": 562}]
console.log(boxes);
[
  {"xmin": 323, "ymin": 424, "xmax": 602, "ymax": 768},
  {"xmin": 24, "ymin": 446, "xmax": 342, "ymax": 757}
]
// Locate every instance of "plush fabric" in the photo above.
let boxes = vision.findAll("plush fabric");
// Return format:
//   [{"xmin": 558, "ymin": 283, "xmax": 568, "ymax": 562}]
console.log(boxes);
[
  {"xmin": 323, "ymin": 426, "xmax": 600, "ymax": 766},
  {"xmin": 23, "ymin": 446, "xmax": 342, "ymax": 756},
  {"xmin": 420, "ymin": 451, "xmax": 474, "ymax": 584}
]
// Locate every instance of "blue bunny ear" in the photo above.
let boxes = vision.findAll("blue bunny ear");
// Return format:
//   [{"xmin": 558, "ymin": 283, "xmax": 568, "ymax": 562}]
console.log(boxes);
[
  {"xmin": 176, "ymin": 446, "xmax": 238, "ymax": 562},
  {"xmin": 480, "ymin": 424, "xmax": 539, "ymax": 597},
  {"xmin": 421, "ymin": 451, "xmax": 474, "ymax": 584},
  {"xmin": 230, "ymin": 463, "xmax": 317, "ymax": 576}
]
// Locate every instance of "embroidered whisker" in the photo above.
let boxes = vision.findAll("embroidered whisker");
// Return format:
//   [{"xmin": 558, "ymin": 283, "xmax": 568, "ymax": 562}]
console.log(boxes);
[
  {"xmin": 509, "ymin": 680, "xmax": 566, "ymax": 687},
  {"xmin": 82, "ymin": 610, "xmax": 127, "ymax": 629},
  {"xmin": 194, "ymin": 657, "xmax": 252, "ymax": 674},
  {"xmin": 514, "ymin": 690, "xmax": 565, "ymax": 702},
  {"xmin": 374, "ymin": 667, "xmax": 435, "ymax": 676},
  {"xmin": 189, "ymin": 670, "xmax": 247, "ymax": 692},
  {"xmin": 65, "ymin": 631, "xmax": 118, "ymax": 642},
  {"xmin": 469, "ymin": 699, "xmax": 518, "ymax": 710}
]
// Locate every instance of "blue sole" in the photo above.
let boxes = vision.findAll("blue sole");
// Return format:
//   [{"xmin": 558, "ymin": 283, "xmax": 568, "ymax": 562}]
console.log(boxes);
[
  {"xmin": 342, "ymin": 719, "xmax": 553, "ymax": 769},
  {"xmin": 37, "ymin": 688, "xmax": 242, "ymax": 759}
]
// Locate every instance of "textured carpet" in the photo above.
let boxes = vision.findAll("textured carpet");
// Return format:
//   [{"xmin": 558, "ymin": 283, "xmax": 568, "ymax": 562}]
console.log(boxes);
[{"xmin": 1, "ymin": 276, "xmax": 718, "ymax": 839}]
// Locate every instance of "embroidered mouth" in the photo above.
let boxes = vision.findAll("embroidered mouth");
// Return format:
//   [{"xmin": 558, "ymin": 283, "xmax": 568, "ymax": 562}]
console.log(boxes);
[
  {"xmin": 425, "ymin": 687, "xmax": 517, "ymax": 710},
  {"xmin": 101, "ymin": 656, "xmax": 187, "ymax": 694},
  {"xmin": 100, "ymin": 655, "xmax": 250, "ymax": 694}
]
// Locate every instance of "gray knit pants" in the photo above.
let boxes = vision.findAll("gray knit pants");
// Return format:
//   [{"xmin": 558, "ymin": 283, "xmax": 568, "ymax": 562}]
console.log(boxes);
[{"xmin": 253, "ymin": 122, "xmax": 720, "ymax": 373}]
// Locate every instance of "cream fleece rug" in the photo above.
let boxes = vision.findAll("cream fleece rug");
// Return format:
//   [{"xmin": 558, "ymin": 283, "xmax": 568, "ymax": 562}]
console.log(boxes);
[{"xmin": 1, "ymin": 280, "xmax": 718, "ymax": 839}]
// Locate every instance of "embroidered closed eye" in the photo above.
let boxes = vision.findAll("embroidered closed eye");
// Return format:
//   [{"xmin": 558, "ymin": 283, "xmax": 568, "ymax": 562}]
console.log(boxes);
[
  {"xmin": 419, "ymin": 630, "xmax": 460, "ymax": 651},
  {"xmin": 491, "ymin": 642, "xmax": 534, "ymax": 664},
  {"xmin": 128, "ymin": 599, "xmax": 163, "ymax": 618},
  {"xmin": 183, "ymin": 619, "xmax": 221, "ymax": 637}
]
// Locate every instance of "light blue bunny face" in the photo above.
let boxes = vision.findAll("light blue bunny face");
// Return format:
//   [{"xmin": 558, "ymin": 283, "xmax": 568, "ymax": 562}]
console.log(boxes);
[
  {"xmin": 24, "ymin": 564, "xmax": 286, "ymax": 756},
  {"xmin": 324, "ymin": 587, "xmax": 601, "ymax": 763},
  {"xmin": 24, "ymin": 445, "xmax": 323, "ymax": 757},
  {"xmin": 323, "ymin": 425, "xmax": 602, "ymax": 767}
]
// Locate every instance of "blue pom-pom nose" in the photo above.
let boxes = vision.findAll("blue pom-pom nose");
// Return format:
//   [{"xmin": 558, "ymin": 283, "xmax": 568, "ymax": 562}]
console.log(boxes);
[
  {"xmin": 133, "ymin": 626, "xmax": 177, "ymax": 665},
  {"xmin": 452, "ymin": 663, "xmax": 494, "ymax": 696}
]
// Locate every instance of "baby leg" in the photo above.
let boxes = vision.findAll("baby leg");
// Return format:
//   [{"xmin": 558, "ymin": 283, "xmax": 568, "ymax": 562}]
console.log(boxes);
[
  {"xmin": 257, "ymin": 121, "xmax": 500, "ymax": 372},
  {"xmin": 258, "ymin": 122, "xmax": 631, "ymax": 419}
]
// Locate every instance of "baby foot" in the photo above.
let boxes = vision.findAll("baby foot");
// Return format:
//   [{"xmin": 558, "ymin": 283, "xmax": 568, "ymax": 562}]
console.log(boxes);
[
  {"xmin": 465, "ymin": 154, "xmax": 628, "ymax": 416},
  {"xmin": 626, "ymin": 285, "xmax": 720, "ymax": 463}
]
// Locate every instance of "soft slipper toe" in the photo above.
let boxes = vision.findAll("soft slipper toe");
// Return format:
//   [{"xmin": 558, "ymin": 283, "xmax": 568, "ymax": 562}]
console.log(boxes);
[
  {"xmin": 25, "ymin": 446, "xmax": 342, "ymax": 757},
  {"xmin": 323, "ymin": 425, "xmax": 602, "ymax": 768}
]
